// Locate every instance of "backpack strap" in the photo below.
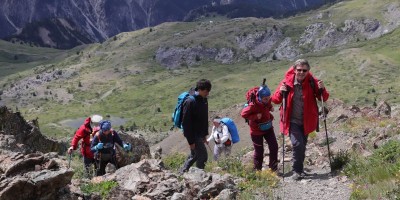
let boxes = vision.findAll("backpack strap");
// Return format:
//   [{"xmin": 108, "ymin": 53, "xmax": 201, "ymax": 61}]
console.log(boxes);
[{"xmin": 309, "ymin": 75, "xmax": 319, "ymax": 97}]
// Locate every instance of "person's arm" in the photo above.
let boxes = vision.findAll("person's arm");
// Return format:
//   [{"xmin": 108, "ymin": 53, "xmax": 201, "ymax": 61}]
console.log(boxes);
[
  {"xmin": 207, "ymin": 127, "xmax": 215, "ymax": 142},
  {"xmin": 68, "ymin": 127, "xmax": 84, "ymax": 154},
  {"xmin": 271, "ymin": 80, "xmax": 285, "ymax": 104},
  {"xmin": 241, "ymin": 104, "xmax": 259, "ymax": 121},
  {"xmin": 182, "ymin": 98, "xmax": 195, "ymax": 145},
  {"xmin": 113, "ymin": 131, "xmax": 124, "ymax": 147},
  {"xmin": 220, "ymin": 125, "xmax": 230, "ymax": 143},
  {"xmin": 90, "ymin": 134, "xmax": 100, "ymax": 152},
  {"xmin": 313, "ymin": 77, "xmax": 329, "ymax": 101}
]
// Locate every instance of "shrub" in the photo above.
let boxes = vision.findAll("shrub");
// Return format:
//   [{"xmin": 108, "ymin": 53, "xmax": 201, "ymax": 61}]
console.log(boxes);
[
  {"xmin": 162, "ymin": 152, "xmax": 186, "ymax": 171},
  {"xmin": 81, "ymin": 181, "xmax": 118, "ymax": 199},
  {"xmin": 331, "ymin": 150, "xmax": 350, "ymax": 171}
]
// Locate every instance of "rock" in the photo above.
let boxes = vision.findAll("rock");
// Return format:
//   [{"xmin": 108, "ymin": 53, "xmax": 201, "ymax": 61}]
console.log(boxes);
[
  {"xmin": 152, "ymin": 146, "xmax": 162, "ymax": 159},
  {"xmin": 0, "ymin": 106, "xmax": 67, "ymax": 154},
  {"xmin": 170, "ymin": 193, "xmax": 185, "ymax": 200},
  {"xmin": 105, "ymin": 163, "xmax": 117, "ymax": 174},
  {"xmin": 215, "ymin": 189, "xmax": 237, "ymax": 200},
  {"xmin": 376, "ymin": 101, "xmax": 391, "ymax": 118}
]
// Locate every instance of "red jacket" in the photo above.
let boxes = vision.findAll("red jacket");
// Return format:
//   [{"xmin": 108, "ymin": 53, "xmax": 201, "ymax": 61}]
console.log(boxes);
[
  {"xmin": 70, "ymin": 117, "xmax": 94, "ymax": 159},
  {"xmin": 241, "ymin": 91, "xmax": 274, "ymax": 136},
  {"xmin": 271, "ymin": 67, "xmax": 329, "ymax": 136}
]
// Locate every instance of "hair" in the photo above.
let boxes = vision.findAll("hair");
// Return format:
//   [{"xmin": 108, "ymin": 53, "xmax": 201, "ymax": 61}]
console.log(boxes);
[
  {"xmin": 213, "ymin": 116, "xmax": 221, "ymax": 123},
  {"xmin": 293, "ymin": 59, "xmax": 310, "ymax": 69},
  {"xmin": 196, "ymin": 79, "xmax": 212, "ymax": 91}
]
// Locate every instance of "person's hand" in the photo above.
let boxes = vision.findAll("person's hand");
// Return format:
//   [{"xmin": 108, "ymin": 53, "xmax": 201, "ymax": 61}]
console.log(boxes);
[
  {"xmin": 280, "ymin": 83, "xmax": 287, "ymax": 93},
  {"xmin": 215, "ymin": 139, "xmax": 221, "ymax": 143},
  {"xmin": 203, "ymin": 137, "xmax": 208, "ymax": 144},
  {"xmin": 257, "ymin": 113, "xmax": 262, "ymax": 119},
  {"xmin": 96, "ymin": 143, "xmax": 104, "ymax": 150},
  {"xmin": 67, "ymin": 147, "xmax": 74, "ymax": 154},
  {"xmin": 123, "ymin": 143, "xmax": 131, "ymax": 151},
  {"xmin": 318, "ymin": 80, "xmax": 325, "ymax": 89},
  {"xmin": 190, "ymin": 143, "xmax": 196, "ymax": 150}
]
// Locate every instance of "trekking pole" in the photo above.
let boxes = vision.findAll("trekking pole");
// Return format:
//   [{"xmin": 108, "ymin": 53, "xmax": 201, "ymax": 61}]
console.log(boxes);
[
  {"xmin": 206, "ymin": 143, "xmax": 212, "ymax": 152},
  {"xmin": 320, "ymin": 88, "xmax": 332, "ymax": 172},
  {"xmin": 68, "ymin": 153, "xmax": 72, "ymax": 169}
]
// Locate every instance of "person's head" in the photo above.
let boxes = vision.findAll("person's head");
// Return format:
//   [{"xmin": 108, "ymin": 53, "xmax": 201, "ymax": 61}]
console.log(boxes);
[
  {"xmin": 212, "ymin": 116, "xmax": 221, "ymax": 127},
  {"xmin": 91, "ymin": 114, "xmax": 103, "ymax": 127},
  {"xmin": 100, "ymin": 120, "xmax": 112, "ymax": 134},
  {"xmin": 258, "ymin": 85, "xmax": 271, "ymax": 104},
  {"xmin": 293, "ymin": 59, "xmax": 310, "ymax": 82},
  {"xmin": 196, "ymin": 79, "xmax": 212, "ymax": 98}
]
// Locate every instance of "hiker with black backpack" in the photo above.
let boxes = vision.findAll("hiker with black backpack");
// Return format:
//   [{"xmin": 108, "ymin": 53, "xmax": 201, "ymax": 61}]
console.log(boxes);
[
  {"xmin": 241, "ymin": 82, "xmax": 279, "ymax": 172},
  {"xmin": 179, "ymin": 79, "xmax": 212, "ymax": 173},
  {"xmin": 67, "ymin": 114, "xmax": 103, "ymax": 177},
  {"xmin": 207, "ymin": 116, "xmax": 232, "ymax": 161},
  {"xmin": 91, "ymin": 120, "xmax": 131, "ymax": 176},
  {"xmin": 271, "ymin": 59, "xmax": 329, "ymax": 180}
]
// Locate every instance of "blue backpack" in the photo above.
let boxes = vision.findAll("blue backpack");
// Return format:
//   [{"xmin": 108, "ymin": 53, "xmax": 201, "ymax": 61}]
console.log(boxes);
[
  {"xmin": 171, "ymin": 89, "xmax": 195, "ymax": 130},
  {"xmin": 220, "ymin": 118, "xmax": 240, "ymax": 144}
]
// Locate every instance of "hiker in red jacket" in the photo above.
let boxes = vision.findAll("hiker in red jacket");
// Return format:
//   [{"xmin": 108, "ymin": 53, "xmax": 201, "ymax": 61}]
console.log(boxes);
[
  {"xmin": 241, "ymin": 84, "xmax": 278, "ymax": 172},
  {"xmin": 67, "ymin": 115, "xmax": 103, "ymax": 176},
  {"xmin": 271, "ymin": 59, "xmax": 329, "ymax": 180}
]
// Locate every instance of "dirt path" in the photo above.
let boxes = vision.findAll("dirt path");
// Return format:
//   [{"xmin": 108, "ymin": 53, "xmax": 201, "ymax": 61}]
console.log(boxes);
[
  {"xmin": 152, "ymin": 104, "xmax": 352, "ymax": 199},
  {"xmin": 274, "ymin": 167, "xmax": 351, "ymax": 199}
]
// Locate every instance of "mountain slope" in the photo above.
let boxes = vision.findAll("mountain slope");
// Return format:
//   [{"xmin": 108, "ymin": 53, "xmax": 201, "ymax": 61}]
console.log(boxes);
[
  {"xmin": 0, "ymin": 0, "xmax": 335, "ymax": 49},
  {"xmin": 0, "ymin": 0, "xmax": 399, "ymax": 139}
]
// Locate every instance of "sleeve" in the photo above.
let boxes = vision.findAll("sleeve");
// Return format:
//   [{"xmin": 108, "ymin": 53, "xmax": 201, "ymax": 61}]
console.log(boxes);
[
  {"xmin": 241, "ymin": 104, "xmax": 259, "ymax": 121},
  {"xmin": 90, "ymin": 134, "xmax": 99, "ymax": 152},
  {"xmin": 182, "ymin": 98, "xmax": 195, "ymax": 145},
  {"xmin": 207, "ymin": 127, "xmax": 215, "ymax": 142},
  {"xmin": 220, "ymin": 125, "xmax": 230, "ymax": 143},
  {"xmin": 70, "ymin": 127, "xmax": 84, "ymax": 150},
  {"xmin": 271, "ymin": 80, "xmax": 285, "ymax": 104},
  {"xmin": 113, "ymin": 131, "xmax": 124, "ymax": 147}
]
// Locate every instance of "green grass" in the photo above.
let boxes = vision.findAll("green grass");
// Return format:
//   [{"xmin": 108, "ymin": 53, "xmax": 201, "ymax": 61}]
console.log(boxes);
[
  {"xmin": 81, "ymin": 180, "xmax": 118, "ymax": 199},
  {"xmin": 1, "ymin": 0, "xmax": 400, "ymax": 139},
  {"xmin": 344, "ymin": 140, "xmax": 400, "ymax": 199}
]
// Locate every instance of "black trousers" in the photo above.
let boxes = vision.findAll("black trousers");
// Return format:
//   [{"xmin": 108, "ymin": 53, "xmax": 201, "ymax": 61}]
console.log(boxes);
[{"xmin": 181, "ymin": 137, "xmax": 208, "ymax": 172}]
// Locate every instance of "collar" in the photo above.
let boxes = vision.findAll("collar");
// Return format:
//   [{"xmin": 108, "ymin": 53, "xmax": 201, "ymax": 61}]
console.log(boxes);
[{"xmin": 294, "ymin": 78, "xmax": 301, "ymax": 85}]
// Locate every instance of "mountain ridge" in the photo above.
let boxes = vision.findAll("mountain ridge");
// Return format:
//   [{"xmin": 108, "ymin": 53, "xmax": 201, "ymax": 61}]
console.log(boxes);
[{"xmin": 1, "ymin": 0, "xmax": 336, "ymax": 49}]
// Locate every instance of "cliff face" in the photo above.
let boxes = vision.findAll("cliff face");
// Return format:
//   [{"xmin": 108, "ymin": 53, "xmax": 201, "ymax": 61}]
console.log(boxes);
[{"xmin": 0, "ymin": 0, "xmax": 333, "ymax": 49}]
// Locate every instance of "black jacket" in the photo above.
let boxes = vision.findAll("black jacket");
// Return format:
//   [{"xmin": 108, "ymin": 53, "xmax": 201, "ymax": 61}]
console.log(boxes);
[{"xmin": 182, "ymin": 94, "xmax": 209, "ymax": 145}]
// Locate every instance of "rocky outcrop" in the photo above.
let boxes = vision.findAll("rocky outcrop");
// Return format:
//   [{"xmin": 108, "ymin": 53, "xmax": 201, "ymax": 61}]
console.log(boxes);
[
  {"xmin": 0, "ymin": 106, "xmax": 73, "ymax": 199},
  {"xmin": 0, "ymin": 106, "xmax": 67, "ymax": 154},
  {"xmin": 0, "ymin": 152, "xmax": 73, "ymax": 200},
  {"xmin": 115, "ymin": 131, "xmax": 151, "ymax": 166},
  {"xmin": 89, "ymin": 159, "xmax": 239, "ymax": 199}
]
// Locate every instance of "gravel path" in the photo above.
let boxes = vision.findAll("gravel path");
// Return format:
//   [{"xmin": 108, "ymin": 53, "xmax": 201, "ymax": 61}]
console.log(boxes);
[{"xmin": 274, "ymin": 167, "xmax": 351, "ymax": 200}]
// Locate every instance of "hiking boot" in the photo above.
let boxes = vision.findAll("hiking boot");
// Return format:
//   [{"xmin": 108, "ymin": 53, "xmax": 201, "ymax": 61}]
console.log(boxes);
[
  {"xmin": 291, "ymin": 172, "xmax": 303, "ymax": 180},
  {"xmin": 300, "ymin": 171, "xmax": 310, "ymax": 177},
  {"xmin": 178, "ymin": 168, "xmax": 188, "ymax": 175}
]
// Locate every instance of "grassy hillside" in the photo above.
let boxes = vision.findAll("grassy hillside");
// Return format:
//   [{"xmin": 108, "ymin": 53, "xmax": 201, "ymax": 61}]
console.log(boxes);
[{"xmin": 0, "ymin": 0, "xmax": 399, "ymax": 139}]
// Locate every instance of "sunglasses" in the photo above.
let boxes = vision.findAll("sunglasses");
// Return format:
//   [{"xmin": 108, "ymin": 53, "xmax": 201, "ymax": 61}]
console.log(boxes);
[{"xmin": 296, "ymin": 69, "xmax": 308, "ymax": 73}]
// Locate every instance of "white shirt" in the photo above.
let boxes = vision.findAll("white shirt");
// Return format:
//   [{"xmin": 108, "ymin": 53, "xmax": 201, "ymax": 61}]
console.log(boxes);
[{"xmin": 207, "ymin": 123, "xmax": 232, "ymax": 147}]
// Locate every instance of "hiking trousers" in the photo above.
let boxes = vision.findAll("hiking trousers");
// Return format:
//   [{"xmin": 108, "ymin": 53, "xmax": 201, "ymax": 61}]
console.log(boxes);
[
  {"xmin": 289, "ymin": 122, "xmax": 309, "ymax": 173},
  {"xmin": 181, "ymin": 137, "xmax": 208, "ymax": 172},
  {"xmin": 251, "ymin": 128, "xmax": 278, "ymax": 171},
  {"xmin": 83, "ymin": 156, "xmax": 97, "ymax": 177},
  {"xmin": 213, "ymin": 144, "xmax": 232, "ymax": 161}
]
